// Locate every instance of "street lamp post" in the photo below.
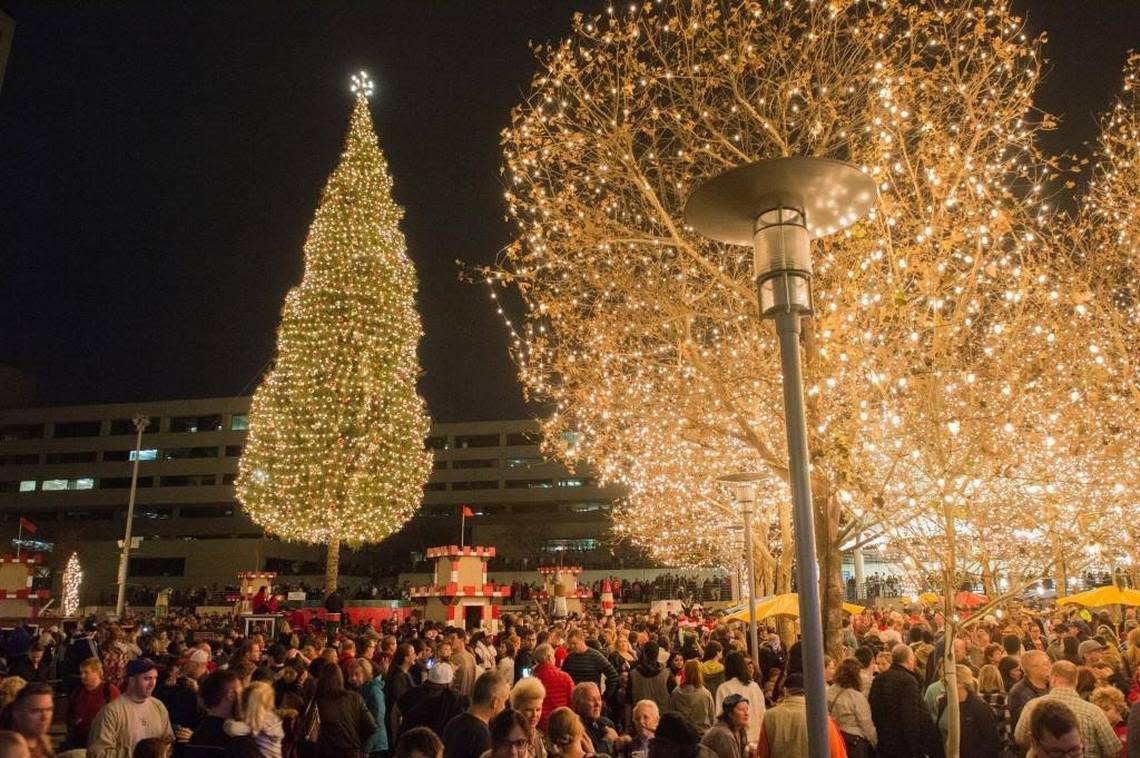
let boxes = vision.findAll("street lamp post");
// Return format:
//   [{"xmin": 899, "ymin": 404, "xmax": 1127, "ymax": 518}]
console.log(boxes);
[
  {"xmin": 688, "ymin": 157, "xmax": 876, "ymax": 758},
  {"xmin": 114, "ymin": 413, "xmax": 150, "ymax": 619},
  {"xmin": 717, "ymin": 473, "xmax": 766, "ymax": 673}
]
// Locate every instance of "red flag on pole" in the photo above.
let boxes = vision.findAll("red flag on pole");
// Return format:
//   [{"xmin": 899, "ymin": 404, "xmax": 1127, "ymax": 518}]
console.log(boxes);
[
  {"xmin": 18, "ymin": 516, "xmax": 37, "ymax": 535},
  {"xmin": 461, "ymin": 505, "xmax": 474, "ymax": 518}
]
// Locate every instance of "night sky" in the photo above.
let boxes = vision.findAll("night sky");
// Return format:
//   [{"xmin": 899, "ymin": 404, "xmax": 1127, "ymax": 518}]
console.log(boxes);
[{"xmin": 0, "ymin": 2, "xmax": 1137, "ymax": 422}]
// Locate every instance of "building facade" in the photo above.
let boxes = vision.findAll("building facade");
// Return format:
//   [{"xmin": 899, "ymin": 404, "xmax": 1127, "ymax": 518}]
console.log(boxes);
[{"xmin": 0, "ymin": 397, "xmax": 628, "ymax": 598}]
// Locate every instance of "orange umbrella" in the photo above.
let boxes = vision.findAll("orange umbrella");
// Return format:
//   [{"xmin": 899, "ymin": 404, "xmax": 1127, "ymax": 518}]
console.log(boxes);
[{"xmin": 954, "ymin": 590, "xmax": 988, "ymax": 609}]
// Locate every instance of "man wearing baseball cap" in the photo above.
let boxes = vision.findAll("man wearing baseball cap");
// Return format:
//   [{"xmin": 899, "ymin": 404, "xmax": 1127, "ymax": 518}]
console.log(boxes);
[
  {"xmin": 395, "ymin": 661, "xmax": 469, "ymax": 739},
  {"xmin": 88, "ymin": 658, "xmax": 177, "ymax": 758}
]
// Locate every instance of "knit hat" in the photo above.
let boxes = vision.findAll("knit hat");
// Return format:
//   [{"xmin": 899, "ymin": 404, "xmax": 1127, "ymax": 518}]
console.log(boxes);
[{"xmin": 188, "ymin": 648, "xmax": 210, "ymax": 664}]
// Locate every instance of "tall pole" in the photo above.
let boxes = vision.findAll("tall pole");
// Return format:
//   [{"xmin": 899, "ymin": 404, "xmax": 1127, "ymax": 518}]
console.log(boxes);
[
  {"xmin": 741, "ymin": 493, "xmax": 761, "ymax": 672},
  {"xmin": 775, "ymin": 309, "xmax": 828, "ymax": 758},
  {"xmin": 686, "ymin": 157, "xmax": 876, "ymax": 758},
  {"xmin": 114, "ymin": 414, "xmax": 149, "ymax": 618}
]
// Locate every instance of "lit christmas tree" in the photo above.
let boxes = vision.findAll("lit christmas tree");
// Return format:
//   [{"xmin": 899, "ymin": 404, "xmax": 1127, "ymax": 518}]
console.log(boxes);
[
  {"xmin": 62, "ymin": 551, "xmax": 82, "ymax": 617},
  {"xmin": 238, "ymin": 72, "xmax": 432, "ymax": 593}
]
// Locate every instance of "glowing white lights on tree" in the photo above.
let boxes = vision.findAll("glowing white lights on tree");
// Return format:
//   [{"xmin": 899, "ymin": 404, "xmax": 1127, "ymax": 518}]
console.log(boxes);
[{"xmin": 62, "ymin": 551, "xmax": 82, "ymax": 617}]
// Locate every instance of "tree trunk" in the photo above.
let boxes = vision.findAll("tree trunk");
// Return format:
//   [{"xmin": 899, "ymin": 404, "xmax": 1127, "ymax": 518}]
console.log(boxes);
[
  {"xmin": 815, "ymin": 487, "xmax": 845, "ymax": 657},
  {"xmin": 777, "ymin": 498, "xmax": 794, "ymax": 593},
  {"xmin": 1052, "ymin": 533, "xmax": 1067, "ymax": 597},
  {"xmin": 943, "ymin": 504, "xmax": 961, "ymax": 758},
  {"xmin": 325, "ymin": 534, "xmax": 341, "ymax": 595}
]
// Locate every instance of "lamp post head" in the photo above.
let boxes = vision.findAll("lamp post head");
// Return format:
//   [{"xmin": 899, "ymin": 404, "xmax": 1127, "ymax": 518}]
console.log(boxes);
[
  {"xmin": 716, "ymin": 471, "xmax": 768, "ymax": 508},
  {"xmin": 132, "ymin": 414, "xmax": 150, "ymax": 433},
  {"xmin": 685, "ymin": 157, "xmax": 876, "ymax": 317}
]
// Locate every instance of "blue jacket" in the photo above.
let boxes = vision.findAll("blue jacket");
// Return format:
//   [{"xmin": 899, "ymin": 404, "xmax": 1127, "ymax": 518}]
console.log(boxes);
[{"xmin": 360, "ymin": 676, "xmax": 388, "ymax": 753}]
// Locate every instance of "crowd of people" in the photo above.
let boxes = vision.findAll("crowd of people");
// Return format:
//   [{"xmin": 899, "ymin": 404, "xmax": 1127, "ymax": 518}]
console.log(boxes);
[{"xmin": 1, "ymin": 597, "xmax": 1140, "ymax": 758}]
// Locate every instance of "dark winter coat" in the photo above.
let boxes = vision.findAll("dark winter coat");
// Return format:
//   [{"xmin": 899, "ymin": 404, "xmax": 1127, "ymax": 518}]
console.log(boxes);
[{"xmin": 869, "ymin": 664, "xmax": 939, "ymax": 758}]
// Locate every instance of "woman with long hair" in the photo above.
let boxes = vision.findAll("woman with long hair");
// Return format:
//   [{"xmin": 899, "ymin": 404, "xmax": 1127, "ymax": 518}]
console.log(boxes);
[
  {"xmin": 1123, "ymin": 628, "xmax": 1140, "ymax": 681},
  {"xmin": 668, "ymin": 660, "xmax": 714, "ymax": 734},
  {"xmin": 606, "ymin": 636, "xmax": 635, "ymax": 731},
  {"xmin": 826, "ymin": 658, "xmax": 876, "ymax": 758},
  {"xmin": 977, "ymin": 664, "xmax": 1011, "ymax": 754},
  {"xmin": 713, "ymin": 652, "xmax": 764, "ymax": 747},
  {"xmin": 544, "ymin": 708, "xmax": 597, "ymax": 758},
  {"xmin": 313, "ymin": 660, "xmax": 376, "ymax": 758},
  {"xmin": 935, "ymin": 665, "xmax": 999, "ymax": 758},
  {"xmin": 226, "ymin": 680, "xmax": 284, "ymax": 758}
]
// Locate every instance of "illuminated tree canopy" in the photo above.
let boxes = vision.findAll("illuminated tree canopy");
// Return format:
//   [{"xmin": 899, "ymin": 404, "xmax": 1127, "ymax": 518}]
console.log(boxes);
[{"xmin": 491, "ymin": 0, "xmax": 1140, "ymax": 649}]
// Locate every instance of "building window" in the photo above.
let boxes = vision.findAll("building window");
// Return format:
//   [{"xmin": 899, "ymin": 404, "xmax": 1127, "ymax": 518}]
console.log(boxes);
[
  {"xmin": 451, "ymin": 480, "xmax": 499, "ymax": 490},
  {"xmin": 1, "ymin": 480, "xmax": 37, "ymax": 493},
  {"xmin": 0, "ymin": 423, "xmax": 44, "ymax": 441},
  {"xmin": 179, "ymin": 505, "xmax": 234, "ymax": 518},
  {"xmin": 453, "ymin": 459, "xmax": 497, "ymax": 469},
  {"xmin": 506, "ymin": 457, "xmax": 543, "ymax": 468},
  {"xmin": 542, "ymin": 538, "xmax": 598, "ymax": 553},
  {"xmin": 99, "ymin": 476, "xmax": 154, "ymax": 489},
  {"xmin": 109, "ymin": 417, "xmax": 160, "ymax": 435},
  {"xmin": 41, "ymin": 478, "xmax": 95, "ymax": 491},
  {"xmin": 163, "ymin": 447, "xmax": 217, "ymax": 460},
  {"xmin": 230, "ymin": 414, "xmax": 250, "ymax": 431},
  {"xmin": 129, "ymin": 449, "xmax": 159, "ymax": 462},
  {"xmin": 424, "ymin": 482, "xmax": 447, "ymax": 492},
  {"xmin": 225, "ymin": 445, "xmax": 243, "ymax": 457},
  {"xmin": 432, "ymin": 459, "xmax": 448, "ymax": 470},
  {"xmin": 0, "ymin": 453, "xmax": 39, "ymax": 465},
  {"xmin": 45, "ymin": 451, "xmax": 98, "ymax": 464},
  {"xmin": 454, "ymin": 433, "xmax": 500, "ymax": 448},
  {"xmin": 52, "ymin": 421, "xmax": 101, "ymax": 438},
  {"xmin": 425, "ymin": 436, "xmax": 448, "ymax": 450},
  {"xmin": 134, "ymin": 508, "xmax": 173, "ymax": 520},
  {"xmin": 128, "ymin": 557, "xmax": 186, "ymax": 577},
  {"xmin": 505, "ymin": 479, "xmax": 552, "ymax": 489},
  {"xmin": 169, "ymin": 415, "xmax": 223, "ymax": 433},
  {"xmin": 505, "ymin": 432, "xmax": 540, "ymax": 446},
  {"xmin": 160, "ymin": 474, "xmax": 216, "ymax": 487},
  {"xmin": 222, "ymin": 473, "xmax": 237, "ymax": 485},
  {"xmin": 558, "ymin": 478, "xmax": 588, "ymax": 487},
  {"xmin": 63, "ymin": 509, "xmax": 113, "ymax": 521}
]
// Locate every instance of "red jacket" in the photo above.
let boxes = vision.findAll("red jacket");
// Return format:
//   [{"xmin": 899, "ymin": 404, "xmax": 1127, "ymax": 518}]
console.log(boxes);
[{"xmin": 534, "ymin": 662, "xmax": 574, "ymax": 730}]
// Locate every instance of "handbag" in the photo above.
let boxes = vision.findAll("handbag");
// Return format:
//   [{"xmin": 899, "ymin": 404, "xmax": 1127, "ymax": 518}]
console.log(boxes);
[{"xmin": 841, "ymin": 731, "xmax": 874, "ymax": 758}]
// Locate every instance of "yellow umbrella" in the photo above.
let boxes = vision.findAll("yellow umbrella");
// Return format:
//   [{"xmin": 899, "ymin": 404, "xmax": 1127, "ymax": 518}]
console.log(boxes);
[
  {"xmin": 918, "ymin": 592, "xmax": 941, "ymax": 605},
  {"xmin": 723, "ymin": 593, "xmax": 864, "ymax": 622},
  {"xmin": 1057, "ymin": 585, "xmax": 1140, "ymax": 608}
]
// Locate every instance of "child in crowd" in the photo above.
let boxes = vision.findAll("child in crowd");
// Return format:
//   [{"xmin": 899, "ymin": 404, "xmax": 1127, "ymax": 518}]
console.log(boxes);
[{"xmin": 223, "ymin": 681, "xmax": 284, "ymax": 758}]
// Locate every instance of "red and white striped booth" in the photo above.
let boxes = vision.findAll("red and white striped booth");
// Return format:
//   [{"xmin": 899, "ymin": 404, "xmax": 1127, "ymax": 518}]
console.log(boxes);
[
  {"xmin": 535, "ymin": 565, "xmax": 592, "ymax": 617},
  {"xmin": 0, "ymin": 555, "xmax": 50, "ymax": 618}
]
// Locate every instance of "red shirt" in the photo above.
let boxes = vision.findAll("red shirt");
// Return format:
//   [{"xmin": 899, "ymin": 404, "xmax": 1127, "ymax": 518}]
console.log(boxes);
[{"xmin": 68, "ymin": 681, "xmax": 120, "ymax": 745}]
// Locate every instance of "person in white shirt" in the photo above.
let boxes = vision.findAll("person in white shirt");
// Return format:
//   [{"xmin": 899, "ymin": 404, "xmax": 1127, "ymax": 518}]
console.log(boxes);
[
  {"xmin": 715, "ymin": 650, "xmax": 766, "ymax": 747},
  {"xmin": 88, "ymin": 658, "xmax": 176, "ymax": 758}
]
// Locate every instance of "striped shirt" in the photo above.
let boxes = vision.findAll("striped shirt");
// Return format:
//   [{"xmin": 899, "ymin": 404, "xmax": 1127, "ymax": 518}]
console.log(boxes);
[{"xmin": 1014, "ymin": 687, "xmax": 1121, "ymax": 758}]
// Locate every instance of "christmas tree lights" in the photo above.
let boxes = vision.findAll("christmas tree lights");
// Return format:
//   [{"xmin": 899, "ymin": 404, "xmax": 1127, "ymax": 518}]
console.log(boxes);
[
  {"xmin": 491, "ymin": 0, "xmax": 1139, "ymax": 659},
  {"xmin": 62, "ymin": 551, "xmax": 82, "ymax": 617},
  {"xmin": 237, "ymin": 72, "xmax": 432, "ymax": 591}
]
